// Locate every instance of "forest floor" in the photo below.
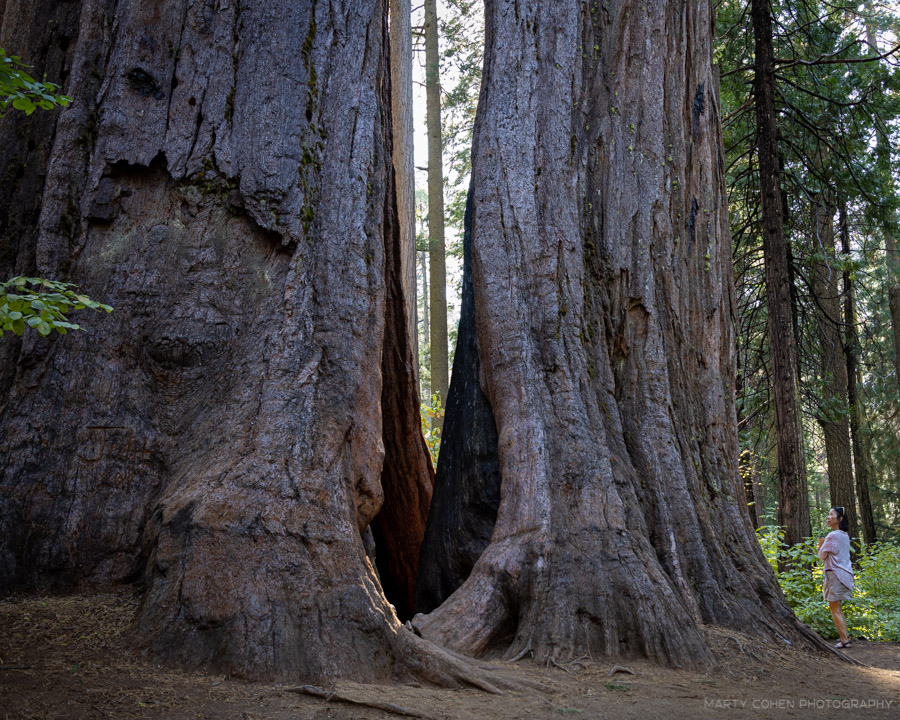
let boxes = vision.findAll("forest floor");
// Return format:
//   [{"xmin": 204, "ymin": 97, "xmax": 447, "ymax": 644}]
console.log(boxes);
[{"xmin": 0, "ymin": 589, "xmax": 897, "ymax": 719}]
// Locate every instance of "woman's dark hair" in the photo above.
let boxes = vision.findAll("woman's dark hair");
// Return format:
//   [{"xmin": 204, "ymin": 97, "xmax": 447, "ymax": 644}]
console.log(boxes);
[{"xmin": 833, "ymin": 506, "xmax": 850, "ymax": 532}]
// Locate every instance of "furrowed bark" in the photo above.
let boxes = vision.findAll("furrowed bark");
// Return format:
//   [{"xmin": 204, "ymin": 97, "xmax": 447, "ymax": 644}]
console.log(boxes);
[{"xmin": 415, "ymin": 0, "xmax": 820, "ymax": 669}]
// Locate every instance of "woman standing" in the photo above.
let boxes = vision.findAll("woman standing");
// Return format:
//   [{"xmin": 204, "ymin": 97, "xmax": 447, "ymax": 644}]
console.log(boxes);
[{"xmin": 817, "ymin": 507, "xmax": 855, "ymax": 648}]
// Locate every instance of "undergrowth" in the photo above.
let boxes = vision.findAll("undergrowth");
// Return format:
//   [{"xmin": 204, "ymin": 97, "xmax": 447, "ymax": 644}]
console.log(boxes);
[
  {"xmin": 758, "ymin": 525, "xmax": 900, "ymax": 641},
  {"xmin": 420, "ymin": 394, "xmax": 444, "ymax": 465}
]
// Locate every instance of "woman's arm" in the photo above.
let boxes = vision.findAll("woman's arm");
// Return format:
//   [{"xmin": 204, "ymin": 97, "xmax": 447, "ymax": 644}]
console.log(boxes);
[{"xmin": 818, "ymin": 533, "xmax": 834, "ymax": 561}]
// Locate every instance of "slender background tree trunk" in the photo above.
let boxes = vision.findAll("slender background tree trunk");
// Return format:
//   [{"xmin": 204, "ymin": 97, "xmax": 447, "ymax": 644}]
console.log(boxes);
[
  {"xmin": 390, "ymin": 0, "xmax": 419, "ymax": 376},
  {"xmin": 751, "ymin": 0, "xmax": 811, "ymax": 547},
  {"xmin": 884, "ymin": 235, "xmax": 900, "ymax": 393},
  {"xmin": 736, "ymin": 367, "xmax": 760, "ymax": 530},
  {"xmin": 840, "ymin": 203, "xmax": 877, "ymax": 544},
  {"xmin": 810, "ymin": 197, "xmax": 858, "ymax": 537},
  {"xmin": 424, "ymin": 0, "xmax": 449, "ymax": 420},
  {"xmin": 864, "ymin": 11, "xmax": 900, "ymax": 399}
]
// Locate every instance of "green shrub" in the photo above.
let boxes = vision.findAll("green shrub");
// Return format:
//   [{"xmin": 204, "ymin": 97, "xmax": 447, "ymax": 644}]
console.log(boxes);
[
  {"xmin": 420, "ymin": 394, "xmax": 444, "ymax": 464},
  {"xmin": 757, "ymin": 525, "xmax": 900, "ymax": 641},
  {"xmin": 1, "ymin": 48, "xmax": 71, "ymax": 115}
]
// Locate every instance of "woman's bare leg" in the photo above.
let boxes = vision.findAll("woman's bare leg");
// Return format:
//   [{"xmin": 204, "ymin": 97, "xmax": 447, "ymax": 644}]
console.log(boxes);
[{"xmin": 829, "ymin": 600, "xmax": 850, "ymax": 644}]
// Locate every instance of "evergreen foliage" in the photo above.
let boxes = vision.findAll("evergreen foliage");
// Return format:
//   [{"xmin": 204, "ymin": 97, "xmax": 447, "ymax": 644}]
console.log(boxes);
[{"xmin": 718, "ymin": 0, "xmax": 900, "ymax": 538}]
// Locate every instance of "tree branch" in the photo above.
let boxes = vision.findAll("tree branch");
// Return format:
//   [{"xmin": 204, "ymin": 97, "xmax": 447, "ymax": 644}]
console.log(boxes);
[{"xmin": 775, "ymin": 42, "xmax": 900, "ymax": 69}]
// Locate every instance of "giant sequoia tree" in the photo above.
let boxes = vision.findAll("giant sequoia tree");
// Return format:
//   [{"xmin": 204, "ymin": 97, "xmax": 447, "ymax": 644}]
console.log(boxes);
[
  {"xmin": 414, "ymin": 0, "xmax": 826, "ymax": 665},
  {"xmin": 1, "ymin": 0, "xmax": 828, "ymax": 684}
]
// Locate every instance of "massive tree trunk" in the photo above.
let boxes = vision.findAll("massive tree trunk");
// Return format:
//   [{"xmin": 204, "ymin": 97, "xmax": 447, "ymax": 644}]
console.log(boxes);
[
  {"xmin": 424, "ymin": 0, "xmax": 449, "ymax": 419},
  {"xmin": 390, "ymin": 0, "xmax": 419, "ymax": 375},
  {"xmin": 414, "ymin": 0, "xmax": 823, "ymax": 667},
  {"xmin": 751, "ymin": 0, "xmax": 811, "ymax": 547},
  {"xmin": 810, "ymin": 198, "xmax": 858, "ymax": 537},
  {"xmin": 0, "ymin": 0, "xmax": 496, "ymax": 686},
  {"xmin": 840, "ymin": 203, "xmax": 877, "ymax": 544}
]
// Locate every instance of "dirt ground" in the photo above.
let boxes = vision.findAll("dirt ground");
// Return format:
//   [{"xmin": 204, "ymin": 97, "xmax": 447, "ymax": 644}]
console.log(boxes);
[{"xmin": 1, "ymin": 590, "xmax": 897, "ymax": 719}]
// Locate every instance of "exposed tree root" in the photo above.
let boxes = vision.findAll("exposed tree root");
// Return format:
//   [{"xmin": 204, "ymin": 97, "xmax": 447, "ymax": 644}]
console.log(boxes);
[
  {"xmin": 506, "ymin": 638, "xmax": 533, "ymax": 663},
  {"xmin": 396, "ymin": 628, "xmax": 548, "ymax": 694},
  {"xmin": 288, "ymin": 685, "xmax": 429, "ymax": 718}
]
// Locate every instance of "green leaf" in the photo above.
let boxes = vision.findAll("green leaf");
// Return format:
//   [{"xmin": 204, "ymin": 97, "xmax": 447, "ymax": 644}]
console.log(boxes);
[{"xmin": 12, "ymin": 95, "xmax": 34, "ymax": 113}]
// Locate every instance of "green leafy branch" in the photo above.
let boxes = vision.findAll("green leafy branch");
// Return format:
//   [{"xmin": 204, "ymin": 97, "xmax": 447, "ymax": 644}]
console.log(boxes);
[
  {"xmin": 1, "ymin": 277, "xmax": 112, "ymax": 338},
  {"xmin": 420, "ymin": 393, "xmax": 444, "ymax": 464},
  {"xmin": 0, "ymin": 48, "xmax": 71, "ymax": 115}
]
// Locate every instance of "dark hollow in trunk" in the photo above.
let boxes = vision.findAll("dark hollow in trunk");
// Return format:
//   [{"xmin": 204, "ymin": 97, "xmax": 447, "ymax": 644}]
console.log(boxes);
[
  {"xmin": 372, "ymin": 71, "xmax": 435, "ymax": 619},
  {"xmin": 415, "ymin": 190, "xmax": 502, "ymax": 614}
]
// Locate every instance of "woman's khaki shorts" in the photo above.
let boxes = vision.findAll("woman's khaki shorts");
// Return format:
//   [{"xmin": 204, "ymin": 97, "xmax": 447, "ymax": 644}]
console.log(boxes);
[{"xmin": 823, "ymin": 571, "xmax": 853, "ymax": 602}]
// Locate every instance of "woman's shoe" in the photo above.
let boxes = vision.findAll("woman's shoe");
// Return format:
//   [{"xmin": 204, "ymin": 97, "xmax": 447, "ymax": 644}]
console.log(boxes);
[{"xmin": 834, "ymin": 640, "xmax": 853, "ymax": 648}]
